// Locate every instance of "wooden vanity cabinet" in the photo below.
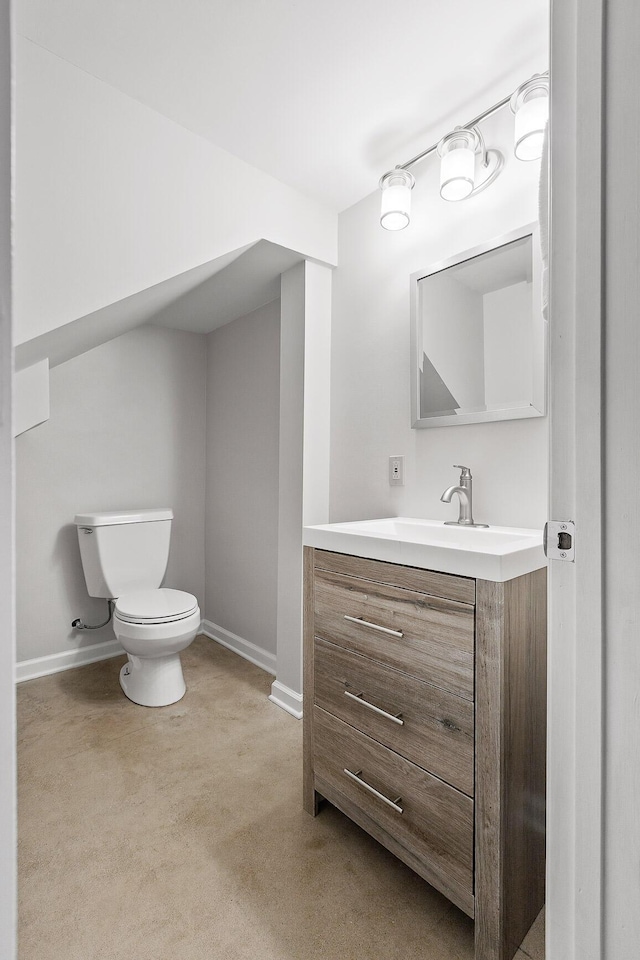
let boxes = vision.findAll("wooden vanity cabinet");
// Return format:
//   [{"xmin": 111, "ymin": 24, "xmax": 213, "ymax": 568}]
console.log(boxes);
[{"xmin": 303, "ymin": 547, "xmax": 546, "ymax": 960}]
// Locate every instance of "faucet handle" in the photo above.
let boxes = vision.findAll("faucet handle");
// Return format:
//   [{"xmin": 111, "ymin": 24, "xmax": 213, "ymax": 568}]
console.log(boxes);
[{"xmin": 453, "ymin": 465, "xmax": 472, "ymax": 479}]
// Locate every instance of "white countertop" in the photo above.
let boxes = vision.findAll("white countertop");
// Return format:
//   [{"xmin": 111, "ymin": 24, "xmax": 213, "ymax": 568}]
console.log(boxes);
[{"xmin": 303, "ymin": 517, "xmax": 546, "ymax": 583}]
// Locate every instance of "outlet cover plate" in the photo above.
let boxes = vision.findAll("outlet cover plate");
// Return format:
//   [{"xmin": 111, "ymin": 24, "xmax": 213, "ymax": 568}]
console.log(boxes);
[{"xmin": 389, "ymin": 456, "xmax": 404, "ymax": 486}]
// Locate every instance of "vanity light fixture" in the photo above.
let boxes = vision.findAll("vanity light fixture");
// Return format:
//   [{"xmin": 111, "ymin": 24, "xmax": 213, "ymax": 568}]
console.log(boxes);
[{"xmin": 379, "ymin": 71, "xmax": 548, "ymax": 230}]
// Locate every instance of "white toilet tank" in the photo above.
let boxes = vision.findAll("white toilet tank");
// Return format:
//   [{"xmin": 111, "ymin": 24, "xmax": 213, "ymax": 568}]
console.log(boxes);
[{"xmin": 74, "ymin": 508, "xmax": 173, "ymax": 599}]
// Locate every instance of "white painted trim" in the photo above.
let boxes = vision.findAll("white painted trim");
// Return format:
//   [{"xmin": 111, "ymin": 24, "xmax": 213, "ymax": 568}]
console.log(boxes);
[
  {"xmin": 601, "ymin": 1, "xmax": 640, "ymax": 951},
  {"xmin": 0, "ymin": 0, "xmax": 15, "ymax": 951},
  {"xmin": 15, "ymin": 639, "xmax": 125, "ymax": 683},
  {"xmin": 200, "ymin": 619, "xmax": 276, "ymax": 676},
  {"xmin": 548, "ymin": 0, "xmax": 605, "ymax": 957},
  {"xmin": 268, "ymin": 680, "xmax": 303, "ymax": 720}
]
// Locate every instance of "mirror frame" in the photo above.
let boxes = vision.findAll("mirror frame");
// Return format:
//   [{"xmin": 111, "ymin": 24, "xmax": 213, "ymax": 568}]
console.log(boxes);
[{"xmin": 410, "ymin": 222, "xmax": 546, "ymax": 429}]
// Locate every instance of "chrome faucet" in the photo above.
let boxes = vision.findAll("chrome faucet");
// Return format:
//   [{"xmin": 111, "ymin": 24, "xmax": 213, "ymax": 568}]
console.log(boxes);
[{"xmin": 440, "ymin": 465, "xmax": 489, "ymax": 528}]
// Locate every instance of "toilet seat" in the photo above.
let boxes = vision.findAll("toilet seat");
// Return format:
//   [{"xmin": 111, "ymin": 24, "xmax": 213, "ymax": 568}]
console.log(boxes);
[{"xmin": 115, "ymin": 588, "xmax": 198, "ymax": 625}]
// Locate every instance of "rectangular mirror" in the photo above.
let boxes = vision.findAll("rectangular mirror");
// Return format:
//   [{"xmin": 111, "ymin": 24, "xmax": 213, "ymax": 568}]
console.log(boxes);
[{"xmin": 410, "ymin": 223, "xmax": 546, "ymax": 428}]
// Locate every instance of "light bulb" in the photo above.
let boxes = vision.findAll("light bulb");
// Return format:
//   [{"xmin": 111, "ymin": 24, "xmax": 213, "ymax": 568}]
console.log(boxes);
[
  {"xmin": 438, "ymin": 130, "xmax": 478, "ymax": 202},
  {"xmin": 511, "ymin": 77, "xmax": 549, "ymax": 161},
  {"xmin": 379, "ymin": 169, "xmax": 415, "ymax": 230}
]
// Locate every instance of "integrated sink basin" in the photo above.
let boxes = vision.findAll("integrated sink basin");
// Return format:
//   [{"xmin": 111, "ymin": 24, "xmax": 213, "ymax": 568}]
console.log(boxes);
[{"xmin": 303, "ymin": 517, "xmax": 545, "ymax": 582}]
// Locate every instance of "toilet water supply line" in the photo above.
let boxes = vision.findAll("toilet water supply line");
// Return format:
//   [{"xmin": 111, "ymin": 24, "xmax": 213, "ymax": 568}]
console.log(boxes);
[{"xmin": 72, "ymin": 599, "xmax": 114, "ymax": 631}]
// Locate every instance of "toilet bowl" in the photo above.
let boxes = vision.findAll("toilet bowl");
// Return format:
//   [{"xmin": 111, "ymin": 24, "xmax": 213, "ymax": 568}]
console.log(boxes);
[{"xmin": 113, "ymin": 588, "xmax": 201, "ymax": 707}]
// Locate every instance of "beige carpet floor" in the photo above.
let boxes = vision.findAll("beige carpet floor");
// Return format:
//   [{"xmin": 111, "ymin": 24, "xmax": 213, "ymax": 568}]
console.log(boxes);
[{"xmin": 18, "ymin": 636, "xmax": 544, "ymax": 960}]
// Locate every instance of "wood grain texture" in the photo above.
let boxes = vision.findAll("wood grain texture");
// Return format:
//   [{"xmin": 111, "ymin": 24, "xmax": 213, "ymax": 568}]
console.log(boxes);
[
  {"xmin": 314, "ymin": 568, "xmax": 475, "ymax": 700},
  {"xmin": 475, "ymin": 571, "xmax": 547, "ymax": 960},
  {"xmin": 314, "ymin": 636, "xmax": 474, "ymax": 796},
  {"xmin": 502, "ymin": 569, "xmax": 547, "ymax": 956},
  {"xmin": 302, "ymin": 546, "xmax": 320, "ymax": 815},
  {"xmin": 314, "ymin": 549, "xmax": 476, "ymax": 604},
  {"xmin": 314, "ymin": 706, "xmax": 474, "ymax": 898},
  {"xmin": 314, "ymin": 774, "xmax": 475, "ymax": 918},
  {"xmin": 304, "ymin": 549, "xmax": 546, "ymax": 960},
  {"xmin": 475, "ymin": 578, "xmax": 505, "ymax": 959}
]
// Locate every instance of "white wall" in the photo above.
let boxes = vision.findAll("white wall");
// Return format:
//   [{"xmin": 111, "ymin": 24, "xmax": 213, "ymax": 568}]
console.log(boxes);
[
  {"xmin": 204, "ymin": 300, "xmax": 280, "ymax": 665},
  {"xmin": 13, "ymin": 359, "xmax": 49, "ymax": 435},
  {"xmin": 302, "ymin": 262, "xmax": 332, "ymax": 527},
  {"xmin": 270, "ymin": 261, "xmax": 332, "ymax": 718},
  {"xmin": 330, "ymin": 108, "xmax": 548, "ymax": 530},
  {"xmin": 0, "ymin": 0, "xmax": 16, "ymax": 952},
  {"xmin": 14, "ymin": 36, "xmax": 337, "ymax": 348},
  {"xmin": 15, "ymin": 325, "xmax": 207, "ymax": 666}
]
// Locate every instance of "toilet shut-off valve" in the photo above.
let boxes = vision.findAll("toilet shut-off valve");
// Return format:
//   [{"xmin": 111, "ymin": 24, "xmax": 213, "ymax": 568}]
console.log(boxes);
[{"xmin": 71, "ymin": 599, "xmax": 114, "ymax": 631}]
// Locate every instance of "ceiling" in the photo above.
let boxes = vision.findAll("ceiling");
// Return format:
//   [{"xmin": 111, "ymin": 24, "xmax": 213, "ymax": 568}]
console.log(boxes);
[
  {"xmin": 15, "ymin": 241, "xmax": 301, "ymax": 369},
  {"xmin": 150, "ymin": 241, "xmax": 302, "ymax": 334},
  {"xmin": 18, "ymin": 0, "xmax": 549, "ymax": 212}
]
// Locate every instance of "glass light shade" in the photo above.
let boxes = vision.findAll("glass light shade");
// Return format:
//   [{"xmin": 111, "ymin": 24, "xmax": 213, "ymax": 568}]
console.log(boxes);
[
  {"xmin": 511, "ymin": 77, "xmax": 549, "ymax": 161},
  {"xmin": 439, "ymin": 131, "xmax": 477, "ymax": 202},
  {"xmin": 379, "ymin": 170, "xmax": 415, "ymax": 230}
]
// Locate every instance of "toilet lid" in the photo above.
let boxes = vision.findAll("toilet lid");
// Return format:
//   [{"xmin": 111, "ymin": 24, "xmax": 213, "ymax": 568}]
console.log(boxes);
[{"xmin": 115, "ymin": 588, "xmax": 199, "ymax": 624}]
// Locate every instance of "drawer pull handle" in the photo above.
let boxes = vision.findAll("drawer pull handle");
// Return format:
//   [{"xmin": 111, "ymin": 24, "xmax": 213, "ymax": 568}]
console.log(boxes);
[
  {"xmin": 343, "ymin": 615, "xmax": 404, "ymax": 639},
  {"xmin": 343, "ymin": 768, "xmax": 404, "ymax": 814},
  {"xmin": 344, "ymin": 689, "xmax": 404, "ymax": 725}
]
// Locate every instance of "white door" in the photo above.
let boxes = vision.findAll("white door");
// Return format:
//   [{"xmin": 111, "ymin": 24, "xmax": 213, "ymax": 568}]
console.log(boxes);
[
  {"xmin": 0, "ymin": 0, "xmax": 16, "ymax": 954},
  {"xmin": 548, "ymin": 0, "xmax": 640, "ymax": 957}
]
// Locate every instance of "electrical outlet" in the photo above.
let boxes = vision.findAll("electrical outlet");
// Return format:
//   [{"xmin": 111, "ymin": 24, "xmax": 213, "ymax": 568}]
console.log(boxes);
[{"xmin": 389, "ymin": 455, "xmax": 404, "ymax": 486}]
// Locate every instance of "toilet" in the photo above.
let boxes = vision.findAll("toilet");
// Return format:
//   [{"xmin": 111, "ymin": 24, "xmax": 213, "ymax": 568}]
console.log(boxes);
[{"xmin": 74, "ymin": 508, "xmax": 201, "ymax": 707}]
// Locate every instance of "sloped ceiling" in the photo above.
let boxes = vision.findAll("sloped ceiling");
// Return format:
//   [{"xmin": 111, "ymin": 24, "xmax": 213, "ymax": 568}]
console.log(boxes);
[
  {"xmin": 15, "ymin": 241, "xmax": 303, "ymax": 369},
  {"xmin": 15, "ymin": 1, "xmax": 548, "ymax": 370},
  {"xmin": 150, "ymin": 241, "xmax": 303, "ymax": 334},
  {"xmin": 18, "ymin": 0, "xmax": 549, "ymax": 211}
]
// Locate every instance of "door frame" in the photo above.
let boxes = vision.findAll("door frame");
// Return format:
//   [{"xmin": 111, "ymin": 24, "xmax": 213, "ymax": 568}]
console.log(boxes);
[
  {"xmin": 0, "ymin": 0, "xmax": 16, "ymax": 955},
  {"xmin": 547, "ymin": 0, "xmax": 604, "ymax": 956}
]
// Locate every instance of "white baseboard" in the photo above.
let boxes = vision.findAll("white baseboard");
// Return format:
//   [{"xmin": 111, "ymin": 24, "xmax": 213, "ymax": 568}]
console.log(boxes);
[
  {"xmin": 268, "ymin": 680, "xmax": 303, "ymax": 720},
  {"xmin": 16, "ymin": 638, "xmax": 125, "ymax": 683},
  {"xmin": 200, "ymin": 619, "xmax": 277, "ymax": 676}
]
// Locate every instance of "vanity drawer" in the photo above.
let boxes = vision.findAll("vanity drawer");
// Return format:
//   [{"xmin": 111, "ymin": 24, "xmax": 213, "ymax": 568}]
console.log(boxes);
[
  {"xmin": 313, "ymin": 706, "xmax": 474, "ymax": 898},
  {"xmin": 314, "ymin": 549, "xmax": 476, "ymax": 605},
  {"xmin": 314, "ymin": 638, "xmax": 474, "ymax": 796},
  {"xmin": 314, "ymin": 568, "xmax": 475, "ymax": 701}
]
